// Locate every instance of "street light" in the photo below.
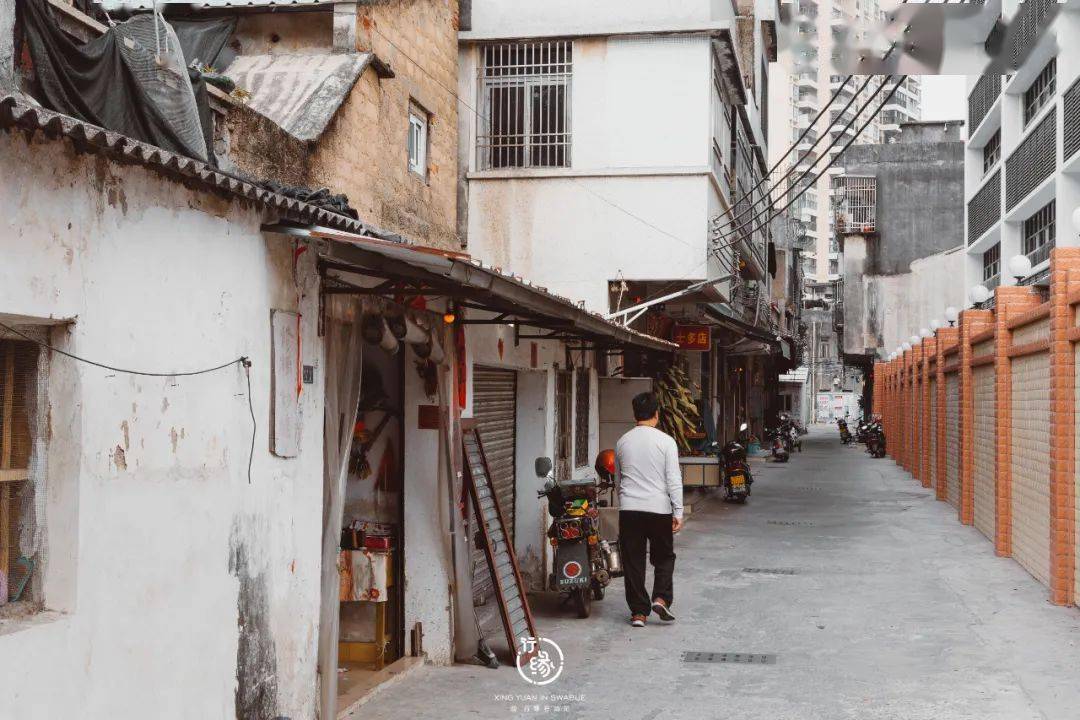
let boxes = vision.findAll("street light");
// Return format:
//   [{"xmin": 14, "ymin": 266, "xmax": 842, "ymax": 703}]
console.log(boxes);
[
  {"xmin": 944, "ymin": 307, "xmax": 959, "ymax": 326},
  {"xmin": 902, "ymin": 342, "xmax": 912, "ymax": 352},
  {"xmin": 969, "ymin": 284, "xmax": 991, "ymax": 304},
  {"xmin": 909, "ymin": 335, "xmax": 920, "ymax": 346},
  {"xmin": 1008, "ymin": 254, "xmax": 1032, "ymax": 282},
  {"xmin": 919, "ymin": 328, "xmax": 931, "ymax": 339},
  {"xmin": 929, "ymin": 318, "xmax": 942, "ymax": 331}
]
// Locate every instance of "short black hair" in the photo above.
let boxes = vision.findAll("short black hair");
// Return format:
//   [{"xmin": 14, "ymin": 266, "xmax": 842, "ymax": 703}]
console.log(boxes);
[{"xmin": 632, "ymin": 391, "xmax": 659, "ymax": 421}]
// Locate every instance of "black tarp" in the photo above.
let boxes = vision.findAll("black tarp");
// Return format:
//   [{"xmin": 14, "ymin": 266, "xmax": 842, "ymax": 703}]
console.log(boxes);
[{"xmin": 19, "ymin": 0, "xmax": 208, "ymax": 161}]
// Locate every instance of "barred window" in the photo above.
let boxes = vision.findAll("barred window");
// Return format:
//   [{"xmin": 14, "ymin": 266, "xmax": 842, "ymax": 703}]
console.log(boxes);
[
  {"xmin": 1023, "ymin": 58, "xmax": 1055, "ymax": 127},
  {"xmin": 1022, "ymin": 200, "xmax": 1055, "ymax": 267},
  {"xmin": 982, "ymin": 243, "xmax": 1000, "ymax": 285},
  {"xmin": 477, "ymin": 41, "xmax": 572, "ymax": 170},
  {"xmin": 983, "ymin": 131, "xmax": 1000, "ymax": 174}
]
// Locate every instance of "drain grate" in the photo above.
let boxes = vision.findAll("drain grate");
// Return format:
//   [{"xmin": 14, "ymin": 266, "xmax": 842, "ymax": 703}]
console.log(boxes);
[
  {"xmin": 683, "ymin": 652, "xmax": 777, "ymax": 665},
  {"xmin": 742, "ymin": 568, "xmax": 797, "ymax": 575},
  {"xmin": 766, "ymin": 520, "xmax": 814, "ymax": 526}
]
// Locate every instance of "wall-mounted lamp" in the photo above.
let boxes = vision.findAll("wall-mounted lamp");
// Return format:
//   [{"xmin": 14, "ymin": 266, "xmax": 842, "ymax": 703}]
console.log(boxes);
[
  {"xmin": 969, "ymin": 284, "xmax": 991, "ymax": 304},
  {"xmin": 929, "ymin": 318, "xmax": 942, "ymax": 331},
  {"xmin": 1008, "ymin": 254, "xmax": 1032, "ymax": 283},
  {"xmin": 919, "ymin": 328, "xmax": 931, "ymax": 339},
  {"xmin": 944, "ymin": 307, "xmax": 959, "ymax": 327},
  {"xmin": 902, "ymin": 342, "xmax": 912, "ymax": 352}
]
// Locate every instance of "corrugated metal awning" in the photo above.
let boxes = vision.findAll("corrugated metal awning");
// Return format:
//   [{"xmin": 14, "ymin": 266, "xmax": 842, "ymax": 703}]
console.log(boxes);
[
  {"xmin": 263, "ymin": 222, "xmax": 677, "ymax": 353},
  {"xmin": 227, "ymin": 53, "xmax": 373, "ymax": 143}
]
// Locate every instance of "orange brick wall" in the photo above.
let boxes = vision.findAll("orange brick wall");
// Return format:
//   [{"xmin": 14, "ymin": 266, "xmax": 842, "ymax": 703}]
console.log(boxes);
[{"xmin": 872, "ymin": 248, "xmax": 1080, "ymax": 608}]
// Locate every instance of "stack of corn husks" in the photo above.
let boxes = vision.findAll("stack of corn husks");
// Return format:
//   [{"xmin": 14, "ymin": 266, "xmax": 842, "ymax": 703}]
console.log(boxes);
[{"xmin": 656, "ymin": 365, "xmax": 702, "ymax": 454}]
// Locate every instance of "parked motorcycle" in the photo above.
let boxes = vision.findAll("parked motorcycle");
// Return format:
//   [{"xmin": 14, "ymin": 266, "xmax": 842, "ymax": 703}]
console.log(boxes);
[
  {"xmin": 855, "ymin": 417, "xmax": 870, "ymax": 444},
  {"xmin": 838, "ymin": 418, "xmax": 853, "ymax": 444},
  {"xmin": 866, "ymin": 418, "xmax": 887, "ymax": 458},
  {"xmin": 767, "ymin": 426, "xmax": 790, "ymax": 462},
  {"xmin": 536, "ymin": 451, "xmax": 622, "ymax": 618},
  {"xmin": 720, "ymin": 423, "xmax": 754, "ymax": 503},
  {"xmin": 779, "ymin": 413, "xmax": 801, "ymax": 452}
]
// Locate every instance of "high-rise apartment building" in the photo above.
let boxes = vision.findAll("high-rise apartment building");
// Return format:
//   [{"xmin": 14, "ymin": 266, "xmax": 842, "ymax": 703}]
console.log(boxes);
[{"xmin": 770, "ymin": 0, "xmax": 922, "ymax": 287}]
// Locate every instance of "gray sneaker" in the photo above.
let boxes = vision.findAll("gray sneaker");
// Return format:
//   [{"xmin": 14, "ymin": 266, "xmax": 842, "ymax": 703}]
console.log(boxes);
[{"xmin": 651, "ymin": 601, "xmax": 676, "ymax": 622}]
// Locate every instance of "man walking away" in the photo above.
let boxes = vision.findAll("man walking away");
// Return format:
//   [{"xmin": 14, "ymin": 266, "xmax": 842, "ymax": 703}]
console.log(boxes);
[{"xmin": 615, "ymin": 391, "xmax": 683, "ymax": 627}]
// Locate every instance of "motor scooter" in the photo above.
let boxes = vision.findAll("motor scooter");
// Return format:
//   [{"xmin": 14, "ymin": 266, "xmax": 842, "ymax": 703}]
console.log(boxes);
[
  {"xmin": 536, "ymin": 452, "xmax": 622, "ymax": 618},
  {"xmin": 767, "ymin": 426, "xmax": 790, "ymax": 462},
  {"xmin": 866, "ymin": 418, "xmax": 887, "ymax": 458},
  {"xmin": 720, "ymin": 423, "xmax": 753, "ymax": 503},
  {"xmin": 838, "ymin": 418, "xmax": 853, "ymax": 444}
]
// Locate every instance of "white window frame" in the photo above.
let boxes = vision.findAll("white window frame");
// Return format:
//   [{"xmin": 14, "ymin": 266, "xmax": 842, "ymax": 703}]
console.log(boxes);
[{"xmin": 407, "ymin": 103, "xmax": 429, "ymax": 179}]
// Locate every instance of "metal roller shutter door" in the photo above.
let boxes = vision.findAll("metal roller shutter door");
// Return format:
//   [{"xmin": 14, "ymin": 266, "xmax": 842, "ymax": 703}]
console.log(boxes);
[
  {"xmin": 928, "ymin": 376, "xmax": 937, "ymax": 489},
  {"xmin": 973, "ymin": 365, "xmax": 996, "ymax": 542},
  {"xmin": 1011, "ymin": 352, "xmax": 1051, "ymax": 586},
  {"xmin": 471, "ymin": 367, "xmax": 517, "ymax": 605},
  {"xmin": 945, "ymin": 373, "xmax": 960, "ymax": 509}
]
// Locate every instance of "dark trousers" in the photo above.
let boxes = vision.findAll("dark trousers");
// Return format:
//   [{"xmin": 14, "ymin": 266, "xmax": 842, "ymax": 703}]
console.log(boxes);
[{"xmin": 619, "ymin": 510, "xmax": 675, "ymax": 617}]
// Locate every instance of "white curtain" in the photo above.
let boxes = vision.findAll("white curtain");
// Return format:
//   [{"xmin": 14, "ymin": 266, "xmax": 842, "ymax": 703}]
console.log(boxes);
[{"xmin": 318, "ymin": 296, "xmax": 365, "ymax": 720}]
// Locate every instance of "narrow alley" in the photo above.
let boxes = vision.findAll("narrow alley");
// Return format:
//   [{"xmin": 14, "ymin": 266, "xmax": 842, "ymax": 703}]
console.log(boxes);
[{"xmin": 359, "ymin": 426, "xmax": 1080, "ymax": 720}]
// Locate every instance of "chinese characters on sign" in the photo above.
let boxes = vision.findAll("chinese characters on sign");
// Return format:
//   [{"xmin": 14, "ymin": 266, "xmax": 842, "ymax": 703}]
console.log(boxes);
[{"xmin": 673, "ymin": 324, "xmax": 711, "ymax": 351}]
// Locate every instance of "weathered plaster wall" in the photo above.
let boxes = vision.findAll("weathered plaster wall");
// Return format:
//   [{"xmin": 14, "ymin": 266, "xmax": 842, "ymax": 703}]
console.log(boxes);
[
  {"xmin": 0, "ymin": 133, "xmax": 323, "ymax": 720},
  {"xmin": 461, "ymin": 35, "xmax": 713, "ymax": 311},
  {"xmin": 841, "ymin": 137, "xmax": 966, "ymax": 276},
  {"xmin": 857, "ymin": 247, "xmax": 967, "ymax": 358}
]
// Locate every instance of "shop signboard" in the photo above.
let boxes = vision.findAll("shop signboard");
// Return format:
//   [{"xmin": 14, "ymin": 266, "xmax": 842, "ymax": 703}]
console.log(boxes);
[{"xmin": 674, "ymin": 324, "xmax": 710, "ymax": 351}]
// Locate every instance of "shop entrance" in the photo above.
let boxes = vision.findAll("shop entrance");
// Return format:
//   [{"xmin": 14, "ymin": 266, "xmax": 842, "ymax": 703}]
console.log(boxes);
[{"xmin": 336, "ymin": 344, "xmax": 406, "ymax": 704}]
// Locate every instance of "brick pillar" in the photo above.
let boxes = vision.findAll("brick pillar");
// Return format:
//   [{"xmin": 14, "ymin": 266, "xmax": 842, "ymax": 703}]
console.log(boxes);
[
  {"xmin": 959, "ymin": 309, "xmax": 994, "ymax": 526},
  {"xmin": 900, "ymin": 349, "xmax": 911, "ymax": 471},
  {"xmin": 885, "ymin": 362, "xmax": 893, "ymax": 458},
  {"xmin": 911, "ymin": 344, "xmax": 923, "ymax": 482},
  {"xmin": 1048, "ymin": 248, "xmax": 1080, "ymax": 605},
  {"xmin": 993, "ymin": 285, "xmax": 1045, "ymax": 556},
  {"xmin": 935, "ymin": 327, "xmax": 958, "ymax": 501},
  {"xmin": 921, "ymin": 337, "xmax": 936, "ymax": 489}
]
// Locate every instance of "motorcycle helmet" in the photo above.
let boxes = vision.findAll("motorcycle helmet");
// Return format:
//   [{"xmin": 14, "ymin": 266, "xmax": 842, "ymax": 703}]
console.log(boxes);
[{"xmin": 594, "ymin": 449, "xmax": 616, "ymax": 481}]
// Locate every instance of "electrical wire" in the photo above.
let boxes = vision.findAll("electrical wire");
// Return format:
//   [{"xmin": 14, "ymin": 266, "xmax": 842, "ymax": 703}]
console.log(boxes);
[
  {"xmin": 716, "ymin": 75, "xmax": 871, "ymax": 240},
  {"xmin": 0, "ymin": 320, "xmax": 256, "ymax": 483},
  {"xmin": 713, "ymin": 75, "xmax": 886, "ymax": 245},
  {"xmin": 712, "ymin": 76, "xmax": 902, "ymax": 246},
  {"xmin": 0, "ymin": 321, "xmax": 247, "ymax": 377}
]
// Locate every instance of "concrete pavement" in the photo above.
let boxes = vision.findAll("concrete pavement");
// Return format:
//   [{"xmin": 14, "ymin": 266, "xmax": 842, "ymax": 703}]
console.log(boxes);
[{"xmin": 360, "ymin": 426, "xmax": 1080, "ymax": 719}]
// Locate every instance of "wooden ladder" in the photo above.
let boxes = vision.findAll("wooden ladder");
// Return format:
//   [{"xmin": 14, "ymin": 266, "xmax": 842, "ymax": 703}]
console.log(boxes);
[{"xmin": 462, "ymin": 427, "xmax": 537, "ymax": 657}]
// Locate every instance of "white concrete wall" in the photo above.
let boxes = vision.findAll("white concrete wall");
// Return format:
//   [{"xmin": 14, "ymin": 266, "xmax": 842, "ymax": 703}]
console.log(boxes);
[
  {"xmin": 0, "ymin": 135, "xmax": 323, "ymax": 719},
  {"xmin": 463, "ymin": 0, "xmax": 737, "ymax": 38},
  {"xmin": 461, "ymin": 35, "xmax": 715, "ymax": 311},
  {"xmin": 867, "ymin": 247, "xmax": 967, "ymax": 358}
]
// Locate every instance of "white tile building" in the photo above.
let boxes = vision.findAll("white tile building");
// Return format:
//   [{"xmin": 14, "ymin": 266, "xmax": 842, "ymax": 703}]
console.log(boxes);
[{"xmin": 964, "ymin": 0, "xmax": 1080, "ymax": 292}]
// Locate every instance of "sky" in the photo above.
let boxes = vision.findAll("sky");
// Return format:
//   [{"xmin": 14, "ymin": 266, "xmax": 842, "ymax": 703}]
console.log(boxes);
[{"xmin": 920, "ymin": 75, "xmax": 968, "ymax": 130}]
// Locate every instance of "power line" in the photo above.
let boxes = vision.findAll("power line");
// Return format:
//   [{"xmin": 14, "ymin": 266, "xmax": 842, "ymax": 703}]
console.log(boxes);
[
  {"xmin": 711, "ymin": 75, "xmax": 901, "ymax": 247},
  {"xmin": 715, "ymin": 75, "xmax": 872, "ymax": 238}
]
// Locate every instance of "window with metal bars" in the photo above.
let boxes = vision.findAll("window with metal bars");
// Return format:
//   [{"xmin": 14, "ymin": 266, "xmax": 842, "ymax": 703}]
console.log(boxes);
[
  {"xmin": 574, "ymin": 368, "xmax": 589, "ymax": 468},
  {"xmin": 0, "ymin": 339, "xmax": 41, "ymax": 609},
  {"xmin": 1023, "ymin": 58, "xmax": 1055, "ymax": 127},
  {"xmin": 983, "ymin": 131, "xmax": 1000, "ymax": 175},
  {"xmin": 477, "ymin": 41, "xmax": 572, "ymax": 170},
  {"xmin": 1022, "ymin": 200, "xmax": 1055, "ymax": 267},
  {"xmin": 982, "ymin": 243, "xmax": 1000, "ymax": 286}
]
